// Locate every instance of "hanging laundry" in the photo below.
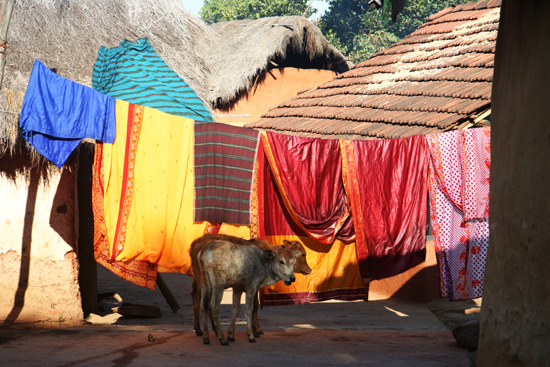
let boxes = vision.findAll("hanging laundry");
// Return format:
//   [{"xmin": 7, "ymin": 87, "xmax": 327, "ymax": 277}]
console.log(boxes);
[
  {"xmin": 252, "ymin": 133, "xmax": 367, "ymax": 306},
  {"xmin": 427, "ymin": 127, "xmax": 490, "ymax": 301},
  {"xmin": 341, "ymin": 135, "xmax": 429, "ymax": 282},
  {"xmin": 93, "ymin": 100, "xmax": 208, "ymax": 289},
  {"xmin": 193, "ymin": 121, "xmax": 259, "ymax": 225},
  {"xmin": 93, "ymin": 38, "xmax": 213, "ymax": 121},
  {"xmin": 19, "ymin": 60, "xmax": 116, "ymax": 168},
  {"xmin": 261, "ymin": 131, "xmax": 354, "ymax": 243},
  {"xmin": 93, "ymin": 136, "xmax": 157, "ymax": 289}
]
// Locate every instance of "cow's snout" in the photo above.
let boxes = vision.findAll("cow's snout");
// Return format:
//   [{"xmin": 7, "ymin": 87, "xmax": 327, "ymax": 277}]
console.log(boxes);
[{"xmin": 284, "ymin": 275, "xmax": 296, "ymax": 286}]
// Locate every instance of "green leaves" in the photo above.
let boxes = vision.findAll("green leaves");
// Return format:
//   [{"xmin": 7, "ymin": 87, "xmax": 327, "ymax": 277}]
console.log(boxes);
[
  {"xmin": 200, "ymin": 0, "xmax": 316, "ymax": 24},
  {"xmin": 319, "ymin": 0, "xmax": 471, "ymax": 64},
  {"xmin": 348, "ymin": 30, "xmax": 400, "ymax": 63}
]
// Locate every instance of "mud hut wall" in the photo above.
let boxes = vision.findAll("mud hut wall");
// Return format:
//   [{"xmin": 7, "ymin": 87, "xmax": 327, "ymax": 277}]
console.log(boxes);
[
  {"xmin": 0, "ymin": 168, "xmax": 83, "ymax": 326},
  {"xmin": 0, "ymin": 0, "xmax": 220, "ymax": 327},
  {"xmin": 477, "ymin": 1, "xmax": 550, "ymax": 365},
  {"xmin": 213, "ymin": 67, "xmax": 337, "ymax": 126}
]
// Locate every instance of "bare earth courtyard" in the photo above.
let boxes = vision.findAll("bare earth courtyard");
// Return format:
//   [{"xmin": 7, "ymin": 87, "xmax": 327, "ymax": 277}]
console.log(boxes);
[{"xmin": 0, "ymin": 265, "xmax": 479, "ymax": 366}]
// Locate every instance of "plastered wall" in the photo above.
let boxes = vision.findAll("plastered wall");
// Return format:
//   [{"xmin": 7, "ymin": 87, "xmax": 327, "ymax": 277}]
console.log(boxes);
[{"xmin": 0, "ymin": 167, "xmax": 83, "ymax": 327}]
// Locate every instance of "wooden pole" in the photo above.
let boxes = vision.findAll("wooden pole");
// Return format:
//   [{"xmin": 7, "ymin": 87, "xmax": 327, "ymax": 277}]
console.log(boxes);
[
  {"xmin": 77, "ymin": 143, "xmax": 99, "ymax": 316},
  {"xmin": 156, "ymin": 273, "xmax": 181, "ymax": 312},
  {"xmin": 0, "ymin": 0, "xmax": 16, "ymax": 91}
]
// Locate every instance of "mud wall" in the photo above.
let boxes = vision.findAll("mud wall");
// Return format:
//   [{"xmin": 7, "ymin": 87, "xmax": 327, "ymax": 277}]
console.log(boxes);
[
  {"xmin": 0, "ymin": 165, "xmax": 83, "ymax": 327},
  {"xmin": 477, "ymin": 1, "xmax": 550, "ymax": 365},
  {"xmin": 213, "ymin": 68, "xmax": 337, "ymax": 125},
  {"xmin": 369, "ymin": 239, "xmax": 439, "ymax": 303}
]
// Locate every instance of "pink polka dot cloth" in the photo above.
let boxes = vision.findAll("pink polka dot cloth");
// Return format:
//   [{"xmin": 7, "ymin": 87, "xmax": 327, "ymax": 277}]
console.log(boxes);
[{"xmin": 426, "ymin": 127, "xmax": 490, "ymax": 301}]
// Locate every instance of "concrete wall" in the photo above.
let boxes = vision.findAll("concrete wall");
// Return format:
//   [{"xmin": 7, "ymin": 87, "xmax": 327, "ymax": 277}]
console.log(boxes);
[
  {"xmin": 477, "ymin": 1, "xmax": 550, "ymax": 365},
  {"xmin": 213, "ymin": 68, "xmax": 337, "ymax": 126},
  {"xmin": 0, "ymin": 163, "xmax": 83, "ymax": 327}
]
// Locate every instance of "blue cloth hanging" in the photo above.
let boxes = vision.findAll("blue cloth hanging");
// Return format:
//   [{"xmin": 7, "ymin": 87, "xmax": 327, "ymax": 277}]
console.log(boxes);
[{"xmin": 19, "ymin": 60, "xmax": 116, "ymax": 168}]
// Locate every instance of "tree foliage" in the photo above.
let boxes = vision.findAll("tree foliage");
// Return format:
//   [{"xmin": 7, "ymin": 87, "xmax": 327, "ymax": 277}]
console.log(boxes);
[
  {"xmin": 200, "ymin": 0, "xmax": 316, "ymax": 24},
  {"xmin": 319, "ymin": 0, "xmax": 471, "ymax": 63}
]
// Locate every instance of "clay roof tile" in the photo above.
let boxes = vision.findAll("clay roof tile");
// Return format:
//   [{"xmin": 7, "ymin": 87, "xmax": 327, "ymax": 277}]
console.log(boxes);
[{"xmin": 245, "ymin": 4, "xmax": 500, "ymax": 139}]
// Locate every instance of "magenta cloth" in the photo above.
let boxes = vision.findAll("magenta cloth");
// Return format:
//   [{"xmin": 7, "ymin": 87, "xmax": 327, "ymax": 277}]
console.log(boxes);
[
  {"xmin": 349, "ymin": 135, "xmax": 429, "ymax": 281},
  {"xmin": 427, "ymin": 127, "xmax": 491, "ymax": 300},
  {"xmin": 263, "ymin": 132, "xmax": 354, "ymax": 243}
]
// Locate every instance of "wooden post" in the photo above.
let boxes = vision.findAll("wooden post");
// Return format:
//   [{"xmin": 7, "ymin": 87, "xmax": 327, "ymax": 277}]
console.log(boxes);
[
  {"xmin": 77, "ymin": 143, "xmax": 99, "ymax": 316},
  {"xmin": 0, "ymin": 0, "xmax": 16, "ymax": 90},
  {"xmin": 156, "ymin": 273, "xmax": 180, "ymax": 312}
]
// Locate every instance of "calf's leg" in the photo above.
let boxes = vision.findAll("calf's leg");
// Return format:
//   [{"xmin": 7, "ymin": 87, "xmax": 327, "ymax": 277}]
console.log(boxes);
[
  {"xmin": 191, "ymin": 277, "xmax": 202, "ymax": 336},
  {"xmin": 200, "ymin": 287, "xmax": 211, "ymax": 344},
  {"xmin": 210, "ymin": 285, "xmax": 229, "ymax": 345},
  {"xmin": 245, "ymin": 289, "xmax": 258, "ymax": 343},
  {"xmin": 227, "ymin": 288, "xmax": 243, "ymax": 342},
  {"xmin": 252, "ymin": 292, "xmax": 264, "ymax": 337}
]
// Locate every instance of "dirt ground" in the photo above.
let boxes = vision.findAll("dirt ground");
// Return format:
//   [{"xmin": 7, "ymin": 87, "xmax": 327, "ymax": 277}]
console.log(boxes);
[{"xmin": 0, "ymin": 264, "xmax": 479, "ymax": 366}]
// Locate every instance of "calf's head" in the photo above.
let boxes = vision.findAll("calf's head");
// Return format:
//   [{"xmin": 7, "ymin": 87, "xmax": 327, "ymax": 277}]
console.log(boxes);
[
  {"xmin": 283, "ymin": 240, "xmax": 312, "ymax": 275},
  {"xmin": 265, "ymin": 248, "xmax": 297, "ymax": 286}
]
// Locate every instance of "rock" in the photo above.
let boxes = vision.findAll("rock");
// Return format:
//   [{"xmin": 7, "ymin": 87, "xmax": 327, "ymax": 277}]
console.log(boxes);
[
  {"xmin": 86, "ymin": 313, "xmax": 122, "ymax": 325},
  {"xmin": 452, "ymin": 318, "xmax": 480, "ymax": 351}
]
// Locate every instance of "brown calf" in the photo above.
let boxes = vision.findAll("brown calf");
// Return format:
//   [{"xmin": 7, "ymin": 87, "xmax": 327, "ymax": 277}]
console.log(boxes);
[
  {"xmin": 190, "ymin": 234, "xmax": 311, "ymax": 337},
  {"xmin": 249, "ymin": 239, "xmax": 311, "ymax": 335},
  {"xmin": 198, "ymin": 240, "xmax": 297, "ymax": 344}
]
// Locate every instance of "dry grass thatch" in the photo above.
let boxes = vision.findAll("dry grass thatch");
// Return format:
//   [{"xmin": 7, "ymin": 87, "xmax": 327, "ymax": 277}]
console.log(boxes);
[
  {"xmin": 0, "ymin": 0, "xmax": 219, "ymax": 158},
  {"xmin": 209, "ymin": 16, "xmax": 351, "ymax": 110}
]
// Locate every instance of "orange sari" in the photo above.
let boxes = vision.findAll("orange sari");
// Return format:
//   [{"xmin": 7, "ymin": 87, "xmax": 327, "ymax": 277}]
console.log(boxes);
[{"xmin": 93, "ymin": 100, "xmax": 207, "ymax": 289}]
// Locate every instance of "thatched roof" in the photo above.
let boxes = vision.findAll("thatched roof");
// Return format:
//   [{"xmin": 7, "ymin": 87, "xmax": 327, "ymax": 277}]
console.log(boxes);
[
  {"xmin": 0, "ymin": 2, "xmax": 349, "ymax": 159},
  {"xmin": 208, "ymin": 16, "xmax": 352, "ymax": 110},
  {"xmin": 0, "ymin": 0, "xmax": 219, "ymax": 156}
]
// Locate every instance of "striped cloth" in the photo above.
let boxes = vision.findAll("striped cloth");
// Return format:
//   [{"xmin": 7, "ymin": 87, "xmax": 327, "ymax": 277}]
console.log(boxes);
[
  {"xmin": 194, "ymin": 121, "xmax": 260, "ymax": 225},
  {"xmin": 92, "ymin": 38, "xmax": 213, "ymax": 121}
]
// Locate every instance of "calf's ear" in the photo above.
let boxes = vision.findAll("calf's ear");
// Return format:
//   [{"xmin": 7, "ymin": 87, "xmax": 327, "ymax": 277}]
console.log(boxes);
[
  {"xmin": 284, "ymin": 239, "xmax": 300, "ymax": 250},
  {"xmin": 263, "ymin": 250, "xmax": 276, "ymax": 259}
]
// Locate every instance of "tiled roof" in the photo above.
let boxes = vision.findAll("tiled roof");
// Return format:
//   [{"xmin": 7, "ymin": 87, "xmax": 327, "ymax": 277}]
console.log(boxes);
[{"xmin": 246, "ymin": 0, "xmax": 500, "ymax": 140}]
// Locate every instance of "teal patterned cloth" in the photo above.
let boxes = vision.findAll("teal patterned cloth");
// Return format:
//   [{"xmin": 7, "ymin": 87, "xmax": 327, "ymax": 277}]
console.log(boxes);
[{"xmin": 92, "ymin": 38, "xmax": 213, "ymax": 121}]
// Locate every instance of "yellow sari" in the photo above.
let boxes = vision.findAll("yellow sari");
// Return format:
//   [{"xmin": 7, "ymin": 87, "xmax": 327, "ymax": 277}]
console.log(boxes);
[{"xmin": 94, "ymin": 101, "xmax": 207, "ymax": 288}]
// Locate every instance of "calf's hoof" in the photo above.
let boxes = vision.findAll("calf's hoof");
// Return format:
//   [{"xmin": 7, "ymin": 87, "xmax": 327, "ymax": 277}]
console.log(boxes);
[
  {"xmin": 248, "ymin": 337, "xmax": 257, "ymax": 343},
  {"xmin": 203, "ymin": 337, "xmax": 210, "ymax": 345},
  {"xmin": 219, "ymin": 338, "xmax": 230, "ymax": 346},
  {"xmin": 195, "ymin": 329, "xmax": 203, "ymax": 337},
  {"xmin": 228, "ymin": 335, "xmax": 235, "ymax": 342}
]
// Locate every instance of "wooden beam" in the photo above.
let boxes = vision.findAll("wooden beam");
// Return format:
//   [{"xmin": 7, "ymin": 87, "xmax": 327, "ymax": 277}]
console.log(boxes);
[
  {"xmin": 77, "ymin": 143, "xmax": 99, "ymax": 316},
  {"xmin": 0, "ymin": 0, "xmax": 16, "ymax": 90},
  {"xmin": 156, "ymin": 273, "xmax": 180, "ymax": 312}
]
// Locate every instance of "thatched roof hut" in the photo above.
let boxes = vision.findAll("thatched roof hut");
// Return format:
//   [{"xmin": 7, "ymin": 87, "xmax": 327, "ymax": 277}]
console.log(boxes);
[
  {"xmin": 0, "ymin": 1, "xmax": 350, "ymax": 160},
  {"xmin": 0, "ymin": 0, "xmax": 219, "ymax": 158},
  {"xmin": 208, "ymin": 16, "xmax": 351, "ymax": 110}
]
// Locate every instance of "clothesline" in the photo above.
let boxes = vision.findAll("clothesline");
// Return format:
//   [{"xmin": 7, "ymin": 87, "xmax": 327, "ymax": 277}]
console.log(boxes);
[{"xmin": 18, "ymin": 57, "xmax": 491, "ymax": 303}]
